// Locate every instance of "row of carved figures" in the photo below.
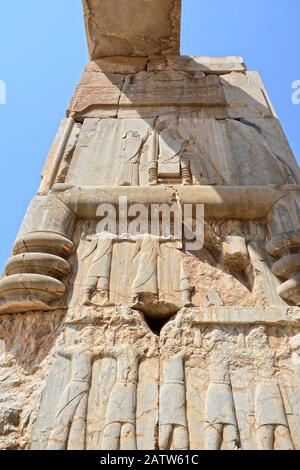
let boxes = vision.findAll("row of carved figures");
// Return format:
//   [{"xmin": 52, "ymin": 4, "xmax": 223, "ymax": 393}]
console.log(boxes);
[
  {"xmin": 45, "ymin": 333, "xmax": 300, "ymax": 451},
  {"xmin": 81, "ymin": 232, "xmax": 193, "ymax": 312},
  {"xmin": 54, "ymin": 117, "xmax": 298, "ymax": 189}
]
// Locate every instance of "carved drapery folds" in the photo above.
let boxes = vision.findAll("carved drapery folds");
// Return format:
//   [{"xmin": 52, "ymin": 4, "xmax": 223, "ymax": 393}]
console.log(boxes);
[
  {"xmin": 76, "ymin": 231, "xmax": 192, "ymax": 322},
  {"xmin": 28, "ymin": 313, "xmax": 300, "ymax": 450},
  {"xmin": 1, "ymin": 184, "xmax": 300, "ymax": 450}
]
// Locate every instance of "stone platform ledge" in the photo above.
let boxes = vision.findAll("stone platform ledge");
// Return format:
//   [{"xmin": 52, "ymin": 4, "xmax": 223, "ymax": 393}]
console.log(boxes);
[
  {"xmin": 85, "ymin": 56, "xmax": 247, "ymax": 75},
  {"xmin": 50, "ymin": 183, "xmax": 300, "ymax": 220},
  {"xmin": 65, "ymin": 305, "xmax": 300, "ymax": 326},
  {"xmin": 147, "ymin": 55, "xmax": 247, "ymax": 74},
  {"xmin": 182, "ymin": 306, "xmax": 300, "ymax": 325}
]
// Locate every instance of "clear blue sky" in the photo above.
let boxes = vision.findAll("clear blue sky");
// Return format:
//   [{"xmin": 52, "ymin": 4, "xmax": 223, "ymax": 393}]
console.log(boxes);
[{"xmin": 0, "ymin": 0, "xmax": 299, "ymax": 273}]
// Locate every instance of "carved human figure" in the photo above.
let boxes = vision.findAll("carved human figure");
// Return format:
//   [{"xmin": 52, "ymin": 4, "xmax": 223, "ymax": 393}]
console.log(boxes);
[
  {"xmin": 181, "ymin": 151, "xmax": 210, "ymax": 186},
  {"xmin": 287, "ymin": 333, "xmax": 300, "ymax": 419},
  {"xmin": 180, "ymin": 263, "xmax": 193, "ymax": 306},
  {"xmin": 180, "ymin": 155, "xmax": 193, "ymax": 185},
  {"xmin": 254, "ymin": 379, "xmax": 293, "ymax": 450},
  {"xmin": 131, "ymin": 234, "xmax": 173, "ymax": 305},
  {"xmin": 101, "ymin": 344, "xmax": 142, "ymax": 450},
  {"xmin": 159, "ymin": 352, "xmax": 189, "ymax": 450},
  {"xmin": 290, "ymin": 333, "xmax": 300, "ymax": 366},
  {"xmin": 82, "ymin": 232, "xmax": 116, "ymax": 306},
  {"xmin": 204, "ymin": 362, "xmax": 239, "ymax": 450},
  {"xmin": 247, "ymin": 327, "xmax": 293, "ymax": 450},
  {"xmin": 158, "ymin": 128, "xmax": 185, "ymax": 178},
  {"xmin": 47, "ymin": 348, "xmax": 94, "ymax": 450},
  {"xmin": 116, "ymin": 131, "xmax": 144, "ymax": 186}
]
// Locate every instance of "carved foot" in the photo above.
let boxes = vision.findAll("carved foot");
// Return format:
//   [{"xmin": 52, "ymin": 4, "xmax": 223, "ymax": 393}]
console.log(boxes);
[
  {"xmin": 98, "ymin": 291, "xmax": 111, "ymax": 307},
  {"xmin": 132, "ymin": 293, "xmax": 159, "ymax": 308}
]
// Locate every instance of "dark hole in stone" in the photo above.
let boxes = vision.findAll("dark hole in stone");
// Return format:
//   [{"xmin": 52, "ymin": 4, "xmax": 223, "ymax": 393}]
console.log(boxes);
[
  {"xmin": 133, "ymin": 295, "xmax": 180, "ymax": 336},
  {"xmin": 141, "ymin": 309, "xmax": 180, "ymax": 336},
  {"xmin": 144, "ymin": 315, "xmax": 169, "ymax": 336}
]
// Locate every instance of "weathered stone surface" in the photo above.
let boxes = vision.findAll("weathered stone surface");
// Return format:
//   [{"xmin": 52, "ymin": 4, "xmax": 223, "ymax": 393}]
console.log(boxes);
[
  {"xmin": 85, "ymin": 57, "xmax": 148, "ymax": 75},
  {"xmin": 68, "ymin": 72, "xmax": 125, "ymax": 116},
  {"xmin": 50, "ymin": 184, "xmax": 300, "ymax": 220},
  {"xmin": 65, "ymin": 114, "xmax": 299, "ymax": 189},
  {"xmin": 1, "ymin": 0, "xmax": 300, "ymax": 453},
  {"xmin": 148, "ymin": 56, "xmax": 247, "ymax": 74},
  {"xmin": 83, "ymin": 0, "xmax": 181, "ymax": 59},
  {"xmin": 119, "ymin": 72, "xmax": 226, "ymax": 108},
  {"xmin": 221, "ymin": 71, "xmax": 276, "ymax": 118},
  {"xmin": 65, "ymin": 118, "xmax": 153, "ymax": 187},
  {"xmin": 5, "ymin": 253, "xmax": 71, "ymax": 278}
]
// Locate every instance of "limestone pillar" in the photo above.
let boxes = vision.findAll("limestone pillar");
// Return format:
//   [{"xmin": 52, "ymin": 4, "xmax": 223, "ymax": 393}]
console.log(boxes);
[{"xmin": 1, "ymin": 0, "xmax": 300, "ymax": 451}]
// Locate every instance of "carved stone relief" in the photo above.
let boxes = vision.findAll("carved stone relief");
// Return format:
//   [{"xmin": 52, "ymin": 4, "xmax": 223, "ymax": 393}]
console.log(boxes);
[{"xmin": 1, "ymin": 2, "xmax": 300, "ymax": 451}]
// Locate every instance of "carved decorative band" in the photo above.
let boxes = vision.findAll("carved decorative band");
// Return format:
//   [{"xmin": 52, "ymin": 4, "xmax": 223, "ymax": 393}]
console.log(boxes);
[
  {"xmin": 13, "ymin": 231, "xmax": 75, "ymax": 257},
  {"xmin": 0, "ymin": 231, "xmax": 75, "ymax": 314},
  {"xmin": 5, "ymin": 253, "xmax": 71, "ymax": 279},
  {"xmin": 267, "ymin": 231, "xmax": 300, "ymax": 305}
]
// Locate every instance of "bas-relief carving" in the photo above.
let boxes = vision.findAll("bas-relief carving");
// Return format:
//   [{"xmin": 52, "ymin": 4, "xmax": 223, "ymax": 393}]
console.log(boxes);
[
  {"xmin": 7, "ymin": 307, "xmax": 300, "ymax": 450},
  {"xmin": 159, "ymin": 353, "xmax": 189, "ymax": 450},
  {"xmin": 47, "ymin": 347, "xmax": 94, "ymax": 450},
  {"xmin": 202, "ymin": 333, "xmax": 239, "ymax": 451},
  {"xmin": 130, "ymin": 234, "xmax": 193, "ymax": 317},
  {"xmin": 55, "ymin": 123, "xmax": 82, "ymax": 184},
  {"xmin": 156, "ymin": 114, "xmax": 298, "ymax": 187},
  {"xmin": 116, "ymin": 130, "xmax": 148, "ymax": 187},
  {"xmin": 119, "ymin": 71, "xmax": 225, "ymax": 109},
  {"xmin": 245, "ymin": 327, "xmax": 294, "ymax": 450},
  {"xmin": 52, "ymin": 342, "xmax": 145, "ymax": 451},
  {"xmin": 101, "ymin": 345, "xmax": 142, "ymax": 450},
  {"xmin": 160, "ymin": 315, "xmax": 300, "ymax": 450},
  {"xmin": 30, "ymin": 310, "xmax": 159, "ymax": 451},
  {"xmin": 71, "ymin": 231, "xmax": 193, "ymax": 321},
  {"xmin": 2, "ymin": 5, "xmax": 300, "ymax": 450},
  {"xmin": 67, "ymin": 217, "xmax": 293, "ymax": 321},
  {"xmin": 6, "ymin": 306, "xmax": 300, "ymax": 451},
  {"xmin": 3, "ymin": 211, "xmax": 300, "ymax": 449},
  {"xmin": 81, "ymin": 232, "xmax": 115, "ymax": 307},
  {"xmin": 65, "ymin": 118, "xmax": 154, "ymax": 187},
  {"xmin": 61, "ymin": 108, "xmax": 299, "ymax": 189}
]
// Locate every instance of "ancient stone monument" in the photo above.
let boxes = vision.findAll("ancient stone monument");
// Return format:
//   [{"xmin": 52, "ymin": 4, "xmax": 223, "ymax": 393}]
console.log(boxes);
[{"xmin": 1, "ymin": 0, "xmax": 300, "ymax": 450}]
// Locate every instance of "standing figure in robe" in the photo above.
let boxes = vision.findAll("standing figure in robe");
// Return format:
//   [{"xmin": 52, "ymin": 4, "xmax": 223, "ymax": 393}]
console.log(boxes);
[
  {"xmin": 47, "ymin": 348, "xmax": 94, "ymax": 450},
  {"xmin": 116, "ymin": 131, "xmax": 145, "ymax": 186},
  {"xmin": 101, "ymin": 344, "xmax": 142, "ymax": 450},
  {"xmin": 204, "ymin": 363, "xmax": 239, "ymax": 450},
  {"xmin": 254, "ymin": 380, "xmax": 293, "ymax": 450},
  {"xmin": 159, "ymin": 352, "xmax": 189, "ymax": 450},
  {"xmin": 131, "ymin": 234, "xmax": 162, "ymax": 305},
  {"xmin": 82, "ymin": 232, "xmax": 116, "ymax": 306}
]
